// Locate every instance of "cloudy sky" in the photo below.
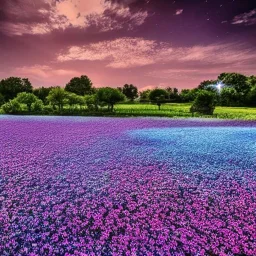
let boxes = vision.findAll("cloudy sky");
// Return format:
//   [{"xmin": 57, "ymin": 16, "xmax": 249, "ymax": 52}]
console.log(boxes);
[{"xmin": 0, "ymin": 0, "xmax": 255, "ymax": 90}]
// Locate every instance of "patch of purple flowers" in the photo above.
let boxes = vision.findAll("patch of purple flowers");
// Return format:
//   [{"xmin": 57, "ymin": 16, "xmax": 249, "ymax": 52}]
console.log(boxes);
[{"xmin": 0, "ymin": 117, "xmax": 255, "ymax": 255}]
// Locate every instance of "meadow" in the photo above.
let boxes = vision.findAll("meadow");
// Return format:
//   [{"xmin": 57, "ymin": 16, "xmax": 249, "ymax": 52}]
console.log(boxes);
[
  {"xmin": 0, "ymin": 116, "xmax": 255, "ymax": 255},
  {"xmin": 115, "ymin": 103, "xmax": 256, "ymax": 120}
]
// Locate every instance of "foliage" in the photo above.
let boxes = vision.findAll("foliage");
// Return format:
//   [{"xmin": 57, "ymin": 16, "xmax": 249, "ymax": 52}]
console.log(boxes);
[
  {"xmin": 85, "ymin": 94, "xmax": 99, "ymax": 111},
  {"xmin": 121, "ymin": 84, "xmax": 138, "ymax": 101},
  {"xmin": 0, "ymin": 77, "xmax": 32, "ymax": 101},
  {"xmin": 218, "ymin": 73, "xmax": 249, "ymax": 94},
  {"xmin": 198, "ymin": 80, "xmax": 217, "ymax": 90},
  {"xmin": 33, "ymin": 87, "xmax": 53, "ymax": 104},
  {"xmin": 166, "ymin": 87, "xmax": 180, "ymax": 102},
  {"xmin": 66, "ymin": 92, "xmax": 85, "ymax": 109},
  {"xmin": 47, "ymin": 87, "xmax": 68, "ymax": 111},
  {"xmin": 16, "ymin": 92, "xmax": 39, "ymax": 112},
  {"xmin": 149, "ymin": 89, "xmax": 169, "ymax": 110},
  {"xmin": 219, "ymin": 87, "xmax": 239, "ymax": 106},
  {"xmin": 65, "ymin": 75, "xmax": 93, "ymax": 96},
  {"xmin": 2, "ymin": 99, "xmax": 22, "ymax": 114},
  {"xmin": 139, "ymin": 89, "xmax": 151, "ymax": 102},
  {"xmin": 0, "ymin": 93, "xmax": 4, "ymax": 106},
  {"xmin": 245, "ymin": 86, "xmax": 256, "ymax": 106},
  {"xmin": 180, "ymin": 89, "xmax": 199, "ymax": 102},
  {"xmin": 31, "ymin": 99, "xmax": 44, "ymax": 112},
  {"xmin": 190, "ymin": 90, "xmax": 216, "ymax": 115},
  {"xmin": 97, "ymin": 87, "xmax": 125, "ymax": 111}
]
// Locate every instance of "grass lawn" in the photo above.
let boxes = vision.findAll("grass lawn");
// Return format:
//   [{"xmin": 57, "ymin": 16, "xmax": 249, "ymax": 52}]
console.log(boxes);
[{"xmin": 115, "ymin": 103, "xmax": 256, "ymax": 120}]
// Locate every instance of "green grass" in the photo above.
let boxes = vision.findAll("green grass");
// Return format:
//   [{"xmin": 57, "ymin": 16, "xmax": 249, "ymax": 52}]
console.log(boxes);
[
  {"xmin": 115, "ymin": 103, "xmax": 256, "ymax": 120},
  {"xmin": 2, "ymin": 102, "xmax": 256, "ymax": 120}
]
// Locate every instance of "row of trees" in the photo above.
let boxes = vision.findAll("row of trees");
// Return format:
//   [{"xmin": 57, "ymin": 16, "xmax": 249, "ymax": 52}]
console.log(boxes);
[{"xmin": 0, "ymin": 72, "xmax": 255, "ymax": 115}]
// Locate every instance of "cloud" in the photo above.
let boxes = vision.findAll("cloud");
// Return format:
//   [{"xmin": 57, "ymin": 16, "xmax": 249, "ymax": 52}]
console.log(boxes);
[
  {"xmin": 57, "ymin": 37, "xmax": 256, "ymax": 69},
  {"xmin": 57, "ymin": 37, "xmax": 162, "ymax": 68},
  {"xmin": 15, "ymin": 65, "xmax": 80, "ymax": 79},
  {"xmin": 175, "ymin": 9, "xmax": 183, "ymax": 15},
  {"xmin": 0, "ymin": 0, "xmax": 149, "ymax": 36},
  {"xmin": 232, "ymin": 9, "xmax": 256, "ymax": 25}
]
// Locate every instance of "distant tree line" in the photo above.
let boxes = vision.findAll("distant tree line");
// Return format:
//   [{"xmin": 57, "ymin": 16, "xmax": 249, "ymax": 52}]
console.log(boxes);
[{"xmin": 0, "ymin": 72, "xmax": 255, "ymax": 116}]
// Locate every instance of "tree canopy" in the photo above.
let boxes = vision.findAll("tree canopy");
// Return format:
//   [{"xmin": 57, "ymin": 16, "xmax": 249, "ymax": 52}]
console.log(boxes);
[
  {"xmin": 16, "ymin": 92, "xmax": 39, "ymax": 112},
  {"xmin": 149, "ymin": 89, "xmax": 169, "ymax": 110},
  {"xmin": 97, "ymin": 87, "xmax": 125, "ymax": 111},
  {"xmin": 191, "ymin": 90, "xmax": 216, "ymax": 115},
  {"xmin": 0, "ymin": 77, "xmax": 32, "ymax": 101},
  {"xmin": 65, "ymin": 75, "xmax": 93, "ymax": 96},
  {"xmin": 47, "ymin": 87, "xmax": 68, "ymax": 111},
  {"xmin": 121, "ymin": 84, "xmax": 138, "ymax": 101}
]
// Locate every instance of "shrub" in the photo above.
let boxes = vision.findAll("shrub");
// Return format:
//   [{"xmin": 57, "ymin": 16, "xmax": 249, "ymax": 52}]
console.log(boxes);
[
  {"xmin": 190, "ymin": 90, "xmax": 216, "ymax": 115},
  {"xmin": 31, "ymin": 99, "xmax": 44, "ymax": 112},
  {"xmin": 2, "ymin": 99, "xmax": 22, "ymax": 114}
]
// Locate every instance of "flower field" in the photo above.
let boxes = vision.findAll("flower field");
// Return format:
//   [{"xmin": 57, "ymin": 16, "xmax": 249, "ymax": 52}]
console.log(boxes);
[{"xmin": 0, "ymin": 116, "xmax": 255, "ymax": 256}]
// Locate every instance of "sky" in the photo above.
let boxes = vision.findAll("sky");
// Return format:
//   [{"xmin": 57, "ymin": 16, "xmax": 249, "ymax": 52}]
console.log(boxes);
[{"xmin": 0, "ymin": 0, "xmax": 256, "ymax": 90}]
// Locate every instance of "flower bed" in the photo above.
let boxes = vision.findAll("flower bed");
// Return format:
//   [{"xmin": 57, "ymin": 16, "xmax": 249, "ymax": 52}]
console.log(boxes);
[{"xmin": 0, "ymin": 117, "xmax": 255, "ymax": 255}]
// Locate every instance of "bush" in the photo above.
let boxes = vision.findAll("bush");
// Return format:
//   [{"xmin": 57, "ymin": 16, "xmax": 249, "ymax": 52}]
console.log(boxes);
[
  {"xmin": 190, "ymin": 91, "xmax": 216, "ymax": 115},
  {"xmin": 2, "ymin": 99, "xmax": 22, "ymax": 114},
  {"xmin": 31, "ymin": 99, "xmax": 44, "ymax": 112}
]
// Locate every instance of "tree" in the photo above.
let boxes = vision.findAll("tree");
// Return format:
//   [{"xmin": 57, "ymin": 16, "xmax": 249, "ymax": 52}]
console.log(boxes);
[
  {"xmin": 139, "ymin": 89, "xmax": 151, "ymax": 102},
  {"xmin": 16, "ymin": 92, "xmax": 39, "ymax": 112},
  {"xmin": 0, "ymin": 77, "xmax": 32, "ymax": 101},
  {"xmin": 190, "ymin": 90, "xmax": 216, "ymax": 115},
  {"xmin": 245, "ymin": 86, "xmax": 256, "ymax": 106},
  {"xmin": 47, "ymin": 87, "xmax": 68, "ymax": 111},
  {"xmin": 121, "ymin": 84, "xmax": 138, "ymax": 101},
  {"xmin": 220, "ymin": 87, "xmax": 239, "ymax": 106},
  {"xmin": 2, "ymin": 99, "xmax": 22, "ymax": 114},
  {"xmin": 85, "ymin": 94, "xmax": 99, "ymax": 111},
  {"xmin": 0, "ymin": 93, "xmax": 4, "ymax": 106},
  {"xmin": 198, "ymin": 80, "xmax": 217, "ymax": 90},
  {"xmin": 218, "ymin": 73, "xmax": 249, "ymax": 94},
  {"xmin": 166, "ymin": 87, "xmax": 180, "ymax": 102},
  {"xmin": 33, "ymin": 87, "xmax": 53, "ymax": 104},
  {"xmin": 149, "ymin": 89, "xmax": 169, "ymax": 110},
  {"xmin": 66, "ymin": 92, "xmax": 85, "ymax": 109},
  {"xmin": 97, "ymin": 87, "xmax": 125, "ymax": 111},
  {"xmin": 247, "ymin": 75, "xmax": 256, "ymax": 88},
  {"xmin": 65, "ymin": 75, "xmax": 93, "ymax": 96},
  {"xmin": 180, "ymin": 89, "xmax": 199, "ymax": 102},
  {"xmin": 31, "ymin": 99, "xmax": 44, "ymax": 112}
]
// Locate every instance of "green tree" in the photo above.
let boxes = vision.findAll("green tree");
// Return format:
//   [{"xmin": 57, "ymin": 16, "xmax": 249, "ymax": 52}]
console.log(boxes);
[
  {"xmin": 0, "ymin": 93, "xmax": 4, "ymax": 106},
  {"xmin": 139, "ymin": 89, "xmax": 151, "ymax": 102},
  {"xmin": 65, "ymin": 75, "xmax": 93, "ymax": 96},
  {"xmin": 85, "ymin": 94, "xmax": 99, "ymax": 111},
  {"xmin": 31, "ymin": 99, "xmax": 44, "ymax": 112},
  {"xmin": 66, "ymin": 92, "xmax": 85, "ymax": 109},
  {"xmin": 16, "ymin": 92, "xmax": 39, "ymax": 112},
  {"xmin": 0, "ymin": 77, "xmax": 32, "ymax": 101},
  {"xmin": 2, "ymin": 99, "xmax": 22, "ymax": 114},
  {"xmin": 149, "ymin": 89, "xmax": 169, "ymax": 110},
  {"xmin": 190, "ymin": 90, "xmax": 216, "ymax": 115},
  {"xmin": 180, "ymin": 89, "xmax": 199, "ymax": 102},
  {"xmin": 122, "ymin": 84, "xmax": 138, "ymax": 101},
  {"xmin": 97, "ymin": 87, "xmax": 125, "ymax": 111},
  {"xmin": 47, "ymin": 87, "xmax": 68, "ymax": 111},
  {"xmin": 247, "ymin": 75, "xmax": 256, "ymax": 88},
  {"xmin": 218, "ymin": 73, "xmax": 249, "ymax": 94},
  {"xmin": 220, "ymin": 87, "xmax": 239, "ymax": 106},
  {"xmin": 198, "ymin": 80, "xmax": 217, "ymax": 90},
  {"xmin": 166, "ymin": 87, "xmax": 180, "ymax": 102},
  {"xmin": 245, "ymin": 86, "xmax": 256, "ymax": 106},
  {"xmin": 33, "ymin": 87, "xmax": 53, "ymax": 104}
]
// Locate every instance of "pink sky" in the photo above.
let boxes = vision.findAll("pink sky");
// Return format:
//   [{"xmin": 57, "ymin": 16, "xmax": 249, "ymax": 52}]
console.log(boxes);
[{"xmin": 0, "ymin": 0, "xmax": 255, "ymax": 90}]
